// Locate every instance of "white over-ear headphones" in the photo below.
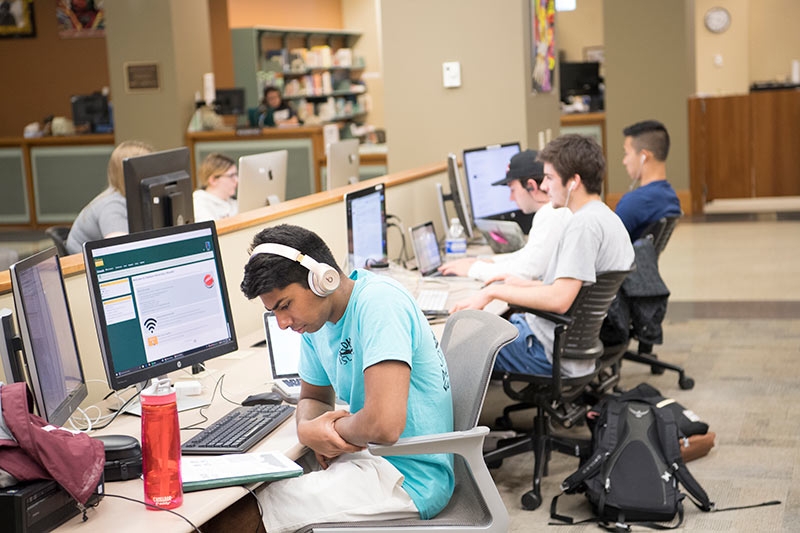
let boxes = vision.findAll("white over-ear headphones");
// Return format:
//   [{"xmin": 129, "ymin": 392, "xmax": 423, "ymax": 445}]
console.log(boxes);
[{"xmin": 250, "ymin": 243, "xmax": 340, "ymax": 297}]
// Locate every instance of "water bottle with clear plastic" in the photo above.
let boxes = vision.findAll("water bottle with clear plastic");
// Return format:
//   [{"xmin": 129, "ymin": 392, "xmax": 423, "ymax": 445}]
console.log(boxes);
[
  {"xmin": 445, "ymin": 217, "xmax": 468, "ymax": 260},
  {"xmin": 141, "ymin": 378, "xmax": 183, "ymax": 510}
]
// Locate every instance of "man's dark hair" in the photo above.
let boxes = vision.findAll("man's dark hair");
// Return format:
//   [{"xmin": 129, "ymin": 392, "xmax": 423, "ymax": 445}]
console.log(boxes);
[
  {"xmin": 623, "ymin": 120, "xmax": 670, "ymax": 161},
  {"xmin": 241, "ymin": 224, "xmax": 342, "ymax": 300},
  {"xmin": 538, "ymin": 134, "xmax": 605, "ymax": 195}
]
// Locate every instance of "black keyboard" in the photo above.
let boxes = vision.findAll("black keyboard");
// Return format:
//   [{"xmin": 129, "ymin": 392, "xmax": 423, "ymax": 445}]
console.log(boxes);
[{"xmin": 181, "ymin": 403, "xmax": 295, "ymax": 455}]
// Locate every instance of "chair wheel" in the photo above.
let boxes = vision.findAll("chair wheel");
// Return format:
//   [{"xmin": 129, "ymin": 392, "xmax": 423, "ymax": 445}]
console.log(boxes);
[
  {"xmin": 494, "ymin": 416, "xmax": 513, "ymax": 430},
  {"xmin": 651, "ymin": 365, "xmax": 666, "ymax": 375},
  {"xmin": 679, "ymin": 376, "xmax": 695, "ymax": 390},
  {"xmin": 521, "ymin": 490, "xmax": 541, "ymax": 510}
]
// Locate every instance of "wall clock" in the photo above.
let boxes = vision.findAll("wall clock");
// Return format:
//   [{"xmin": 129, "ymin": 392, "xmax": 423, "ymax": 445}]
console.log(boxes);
[{"xmin": 704, "ymin": 7, "xmax": 731, "ymax": 34}]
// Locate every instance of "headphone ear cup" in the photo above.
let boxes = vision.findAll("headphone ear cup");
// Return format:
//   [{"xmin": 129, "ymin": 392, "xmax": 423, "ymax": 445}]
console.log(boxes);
[{"xmin": 308, "ymin": 263, "xmax": 340, "ymax": 297}]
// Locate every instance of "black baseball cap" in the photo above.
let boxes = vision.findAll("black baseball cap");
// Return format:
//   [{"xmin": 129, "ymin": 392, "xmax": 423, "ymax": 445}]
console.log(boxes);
[{"xmin": 491, "ymin": 149, "xmax": 544, "ymax": 186}]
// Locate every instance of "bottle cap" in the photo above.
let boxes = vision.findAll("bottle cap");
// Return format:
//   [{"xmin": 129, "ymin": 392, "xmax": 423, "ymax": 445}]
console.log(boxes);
[{"xmin": 142, "ymin": 377, "xmax": 174, "ymax": 396}]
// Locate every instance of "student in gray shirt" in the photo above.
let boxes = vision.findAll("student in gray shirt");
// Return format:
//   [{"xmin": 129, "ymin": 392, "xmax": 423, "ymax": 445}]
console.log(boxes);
[
  {"xmin": 451, "ymin": 134, "xmax": 634, "ymax": 378},
  {"xmin": 65, "ymin": 140, "xmax": 153, "ymax": 255}
]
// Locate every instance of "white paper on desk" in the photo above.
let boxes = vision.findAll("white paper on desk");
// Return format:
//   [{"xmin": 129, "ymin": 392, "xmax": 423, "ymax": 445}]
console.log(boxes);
[{"xmin": 181, "ymin": 451, "xmax": 302, "ymax": 488}]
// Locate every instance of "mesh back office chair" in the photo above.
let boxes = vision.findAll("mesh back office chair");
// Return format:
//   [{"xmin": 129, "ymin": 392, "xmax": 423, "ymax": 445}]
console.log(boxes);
[
  {"xmin": 301, "ymin": 310, "xmax": 518, "ymax": 533},
  {"xmin": 45, "ymin": 226, "xmax": 71, "ymax": 257},
  {"xmin": 621, "ymin": 215, "xmax": 694, "ymax": 389},
  {"xmin": 483, "ymin": 270, "xmax": 630, "ymax": 511}
]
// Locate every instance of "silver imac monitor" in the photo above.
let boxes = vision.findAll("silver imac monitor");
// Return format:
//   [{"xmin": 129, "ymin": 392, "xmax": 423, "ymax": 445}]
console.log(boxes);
[
  {"xmin": 9, "ymin": 247, "xmax": 88, "ymax": 426},
  {"xmin": 237, "ymin": 150, "xmax": 289, "ymax": 212},
  {"xmin": 326, "ymin": 139, "xmax": 360, "ymax": 190}
]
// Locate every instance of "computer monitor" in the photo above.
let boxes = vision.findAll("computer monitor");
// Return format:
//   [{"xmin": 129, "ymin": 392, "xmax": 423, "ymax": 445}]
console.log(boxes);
[
  {"xmin": 436, "ymin": 153, "xmax": 474, "ymax": 240},
  {"xmin": 0, "ymin": 308, "xmax": 24, "ymax": 385},
  {"xmin": 345, "ymin": 183, "xmax": 388, "ymax": 270},
  {"xmin": 83, "ymin": 222, "xmax": 238, "ymax": 409},
  {"xmin": 71, "ymin": 93, "xmax": 111, "ymax": 133},
  {"xmin": 462, "ymin": 142, "xmax": 534, "ymax": 233},
  {"xmin": 559, "ymin": 61, "xmax": 601, "ymax": 103},
  {"xmin": 237, "ymin": 150, "xmax": 289, "ymax": 212},
  {"xmin": 8, "ymin": 247, "xmax": 88, "ymax": 427},
  {"xmin": 214, "ymin": 88, "xmax": 246, "ymax": 116},
  {"xmin": 326, "ymin": 139, "xmax": 360, "ymax": 190},
  {"xmin": 124, "ymin": 147, "xmax": 195, "ymax": 234}
]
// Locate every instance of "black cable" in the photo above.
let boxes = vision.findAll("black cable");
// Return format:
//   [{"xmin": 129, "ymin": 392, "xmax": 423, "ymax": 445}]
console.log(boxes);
[
  {"xmin": 244, "ymin": 486, "xmax": 265, "ymax": 533},
  {"xmin": 387, "ymin": 221, "xmax": 409, "ymax": 267},
  {"xmin": 103, "ymin": 493, "xmax": 202, "ymax": 532},
  {"xmin": 91, "ymin": 388, "xmax": 143, "ymax": 430}
]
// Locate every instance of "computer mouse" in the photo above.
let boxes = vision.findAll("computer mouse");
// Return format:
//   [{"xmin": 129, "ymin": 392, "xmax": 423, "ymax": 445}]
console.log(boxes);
[{"xmin": 241, "ymin": 391, "xmax": 283, "ymax": 406}]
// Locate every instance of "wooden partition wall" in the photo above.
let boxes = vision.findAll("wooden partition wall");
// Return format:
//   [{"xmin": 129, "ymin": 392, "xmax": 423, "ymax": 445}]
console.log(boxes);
[{"xmin": 689, "ymin": 89, "xmax": 800, "ymax": 214}]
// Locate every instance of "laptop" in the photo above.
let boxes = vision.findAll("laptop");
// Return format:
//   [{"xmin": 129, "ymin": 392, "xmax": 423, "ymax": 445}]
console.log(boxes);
[
  {"xmin": 263, "ymin": 311, "xmax": 302, "ymax": 403},
  {"xmin": 474, "ymin": 218, "xmax": 526, "ymax": 254},
  {"xmin": 409, "ymin": 221, "xmax": 444, "ymax": 277}
]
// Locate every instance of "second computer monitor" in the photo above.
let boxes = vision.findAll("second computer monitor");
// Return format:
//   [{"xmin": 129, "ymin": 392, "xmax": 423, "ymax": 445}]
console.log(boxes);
[
  {"xmin": 345, "ymin": 183, "xmax": 388, "ymax": 270},
  {"xmin": 9, "ymin": 247, "xmax": 88, "ymax": 427},
  {"xmin": 237, "ymin": 150, "xmax": 288, "ymax": 212},
  {"xmin": 124, "ymin": 147, "xmax": 195, "ymax": 234},
  {"xmin": 326, "ymin": 139, "xmax": 360, "ymax": 190}
]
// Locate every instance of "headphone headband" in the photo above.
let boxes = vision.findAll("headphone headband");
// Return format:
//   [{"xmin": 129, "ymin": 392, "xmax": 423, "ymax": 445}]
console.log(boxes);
[{"xmin": 249, "ymin": 242, "xmax": 340, "ymax": 297}]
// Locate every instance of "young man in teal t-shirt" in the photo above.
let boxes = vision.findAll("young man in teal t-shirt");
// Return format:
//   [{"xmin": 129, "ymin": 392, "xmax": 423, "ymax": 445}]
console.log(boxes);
[{"xmin": 241, "ymin": 224, "xmax": 454, "ymax": 532}]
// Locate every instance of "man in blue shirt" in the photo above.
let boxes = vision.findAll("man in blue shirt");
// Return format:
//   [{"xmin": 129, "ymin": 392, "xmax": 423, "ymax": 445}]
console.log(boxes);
[
  {"xmin": 615, "ymin": 120, "xmax": 682, "ymax": 241},
  {"xmin": 241, "ymin": 224, "xmax": 454, "ymax": 532}
]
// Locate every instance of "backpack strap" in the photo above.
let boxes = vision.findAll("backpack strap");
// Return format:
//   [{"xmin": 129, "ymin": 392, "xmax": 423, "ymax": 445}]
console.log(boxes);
[{"xmin": 648, "ymin": 399, "xmax": 715, "ymax": 512}]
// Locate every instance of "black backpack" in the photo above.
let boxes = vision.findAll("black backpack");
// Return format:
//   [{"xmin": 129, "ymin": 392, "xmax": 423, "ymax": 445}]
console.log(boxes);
[{"xmin": 550, "ymin": 387, "xmax": 779, "ymax": 530}]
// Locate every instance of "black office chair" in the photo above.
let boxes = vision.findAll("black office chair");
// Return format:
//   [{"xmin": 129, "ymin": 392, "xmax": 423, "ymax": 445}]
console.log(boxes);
[
  {"xmin": 483, "ymin": 270, "xmax": 631, "ymax": 511},
  {"xmin": 45, "ymin": 226, "xmax": 71, "ymax": 257},
  {"xmin": 620, "ymin": 215, "xmax": 694, "ymax": 389}
]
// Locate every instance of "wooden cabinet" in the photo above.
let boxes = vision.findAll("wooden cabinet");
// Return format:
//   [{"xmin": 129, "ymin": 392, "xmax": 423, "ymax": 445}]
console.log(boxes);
[
  {"xmin": 689, "ymin": 89, "xmax": 800, "ymax": 214},
  {"xmin": 231, "ymin": 27, "xmax": 367, "ymax": 125}
]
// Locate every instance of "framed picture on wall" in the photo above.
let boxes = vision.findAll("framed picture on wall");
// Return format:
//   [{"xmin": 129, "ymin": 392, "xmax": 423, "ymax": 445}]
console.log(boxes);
[
  {"xmin": 57, "ymin": 0, "xmax": 105, "ymax": 38},
  {"xmin": 531, "ymin": 0, "xmax": 556, "ymax": 93},
  {"xmin": 0, "ymin": 0, "xmax": 36, "ymax": 39}
]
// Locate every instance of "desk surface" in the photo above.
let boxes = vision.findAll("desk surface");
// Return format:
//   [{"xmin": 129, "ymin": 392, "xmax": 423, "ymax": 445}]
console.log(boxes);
[{"xmin": 58, "ymin": 345, "xmax": 304, "ymax": 532}]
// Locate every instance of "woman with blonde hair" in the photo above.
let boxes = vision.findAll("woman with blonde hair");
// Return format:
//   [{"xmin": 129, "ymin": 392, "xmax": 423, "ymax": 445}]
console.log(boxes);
[
  {"xmin": 193, "ymin": 152, "xmax": 239, "ymax": 222},
  {"xmin": 65, "ymin": 140, "xmax": 154, "ymax": 255}
]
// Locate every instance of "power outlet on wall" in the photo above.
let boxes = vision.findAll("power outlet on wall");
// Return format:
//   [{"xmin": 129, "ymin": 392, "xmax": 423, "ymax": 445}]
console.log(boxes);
[{"xmin": 442, "ymin": 61, "xmax": 461, "ymax": 88}]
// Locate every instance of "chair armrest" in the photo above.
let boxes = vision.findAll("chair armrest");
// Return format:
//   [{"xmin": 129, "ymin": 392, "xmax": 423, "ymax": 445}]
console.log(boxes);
[
  {"xmin": 508, "ymin": 306, "xmax": 573, "ymax": 326},
  {"xmin": 367, "ymin": 426, "xmax": 488, "ymax": 457}
]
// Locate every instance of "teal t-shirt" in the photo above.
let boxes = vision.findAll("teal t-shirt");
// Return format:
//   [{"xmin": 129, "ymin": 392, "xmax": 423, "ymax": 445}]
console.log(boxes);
[{"xmin": 298, "ymin": 269, "xmax": 455, "ymax": 519}]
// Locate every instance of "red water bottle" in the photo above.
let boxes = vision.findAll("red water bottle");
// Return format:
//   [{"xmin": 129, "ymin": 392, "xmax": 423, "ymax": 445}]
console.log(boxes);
[{"xmin": 141, "ymin": 378, "xmax": 183, "ymax": 510}]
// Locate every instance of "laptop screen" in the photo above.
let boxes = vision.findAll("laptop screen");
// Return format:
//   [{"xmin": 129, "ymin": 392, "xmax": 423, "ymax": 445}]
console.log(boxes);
[
  {"xmin": 263, "ymin": 311, "xmax": 301, "ymax": 380},
  {"xmin": 409, "ymin": 222, "xmax": 443, "ymax": 276}
]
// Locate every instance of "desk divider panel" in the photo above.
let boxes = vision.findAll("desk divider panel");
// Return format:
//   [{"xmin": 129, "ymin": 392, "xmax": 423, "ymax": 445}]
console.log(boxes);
[
  {"xmin": 0, "ymin": 147, "xmax": 29, "ymax": 224},
  {"xmin": 194, "ymin": 138, "xmax": 315, "ymax": 201},
  {"xmin": 31, "ymin": 145, "xmax": 115, "ymax": 223}
]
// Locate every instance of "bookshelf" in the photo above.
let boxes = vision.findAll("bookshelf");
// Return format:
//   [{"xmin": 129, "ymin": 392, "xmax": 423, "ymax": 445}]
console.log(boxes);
[{"xmin": 231, "ymin": 27, "xmax": 368, "ymax": 125}]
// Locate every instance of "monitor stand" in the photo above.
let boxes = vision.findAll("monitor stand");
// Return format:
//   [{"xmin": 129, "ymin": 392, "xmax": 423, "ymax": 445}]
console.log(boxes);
[{"xmin": 111, "ymin": 381, "xmax": 210, "ymax": 417}]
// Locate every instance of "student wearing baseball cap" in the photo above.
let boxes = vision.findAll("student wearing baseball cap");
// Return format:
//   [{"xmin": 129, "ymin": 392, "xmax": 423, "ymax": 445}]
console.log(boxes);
[{"xmin": 438, "ymin": 149, "xmax": 571, "ymax": 281}]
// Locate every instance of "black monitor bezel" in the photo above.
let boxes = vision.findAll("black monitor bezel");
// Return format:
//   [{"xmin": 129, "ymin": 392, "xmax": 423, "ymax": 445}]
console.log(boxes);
[
  {"xmin": 70, "ymin": 93, "xmax": 110, "ymax": 132},
  {"xmin": 214, "ymin": 88, "xmax": 246, "ymax": 116},
  {"xmin": 82, "ymin": 221, "xmax": 238, "ymax": 391},
  {"xmin": 9, "ymin": 247, "xmax": 88, "ymax": 426},
  {"xmin": 344, "ymin": 183, "xmax": 388, "ymax": 270},
  {"xmin": 124, "ymin": 147, "xmax": 195, "ymax": 234}
]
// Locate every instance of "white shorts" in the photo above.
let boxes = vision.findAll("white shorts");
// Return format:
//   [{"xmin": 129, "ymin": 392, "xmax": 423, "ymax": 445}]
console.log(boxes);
[{"xmin": 258, "ymin": 450, "xmax": 419, "ymax": 533}]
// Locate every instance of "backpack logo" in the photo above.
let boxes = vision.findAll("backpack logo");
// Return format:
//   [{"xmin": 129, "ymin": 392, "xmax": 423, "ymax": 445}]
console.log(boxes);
[
  {"xmin": 628, "ymin": 406, "xmax": 650, "ymax": 418},
  {"xmin": 661, "ymin": 471, "xmax": 672, "ymax": 482}
]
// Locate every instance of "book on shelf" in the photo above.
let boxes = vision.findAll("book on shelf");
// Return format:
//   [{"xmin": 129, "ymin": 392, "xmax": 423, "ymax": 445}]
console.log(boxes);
[{"xmin": 181, "ymin": 451, "xmax": 302, "ymax": 492}]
